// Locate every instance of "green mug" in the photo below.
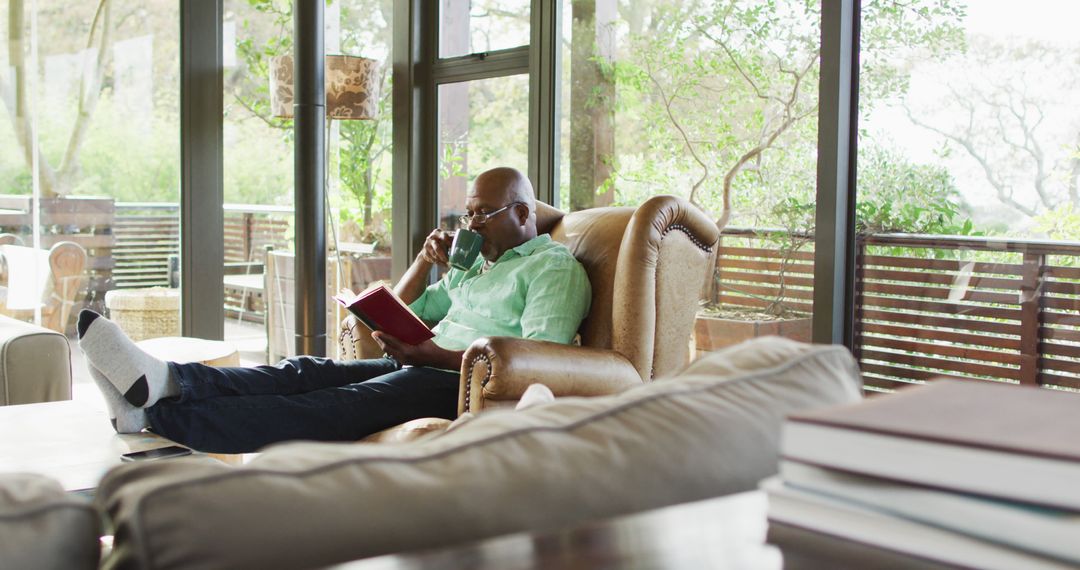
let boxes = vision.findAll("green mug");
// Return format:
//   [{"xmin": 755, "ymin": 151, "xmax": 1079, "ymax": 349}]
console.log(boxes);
[{"xmin": 448, "ymin": 228, "xmax": 484, "ymax": 271}]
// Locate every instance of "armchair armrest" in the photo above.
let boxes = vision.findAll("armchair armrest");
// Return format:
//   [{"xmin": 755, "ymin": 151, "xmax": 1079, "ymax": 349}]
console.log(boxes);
[
  {"xmin": 459, "ymin": 337, "xmax": 643, "ymax": 415},
  {"xmin": 339, "ymin": 314, "xmax": 385, "ymax": 360}
]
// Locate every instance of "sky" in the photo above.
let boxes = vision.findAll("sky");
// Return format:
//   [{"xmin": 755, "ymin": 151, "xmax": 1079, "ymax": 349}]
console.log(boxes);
[
  {"xmin": 860, "ymin": 0, "xmax": 1080, "ymax": 233},
  {"xmin": 965, "ymin": 0, "xmax": 1080, "ymax": 43}
]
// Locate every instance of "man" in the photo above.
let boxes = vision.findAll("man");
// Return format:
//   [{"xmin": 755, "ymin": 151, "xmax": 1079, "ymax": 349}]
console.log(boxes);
[{"xmin": 78, "ymin": 167, "xmax": 591, "ymax": 453}]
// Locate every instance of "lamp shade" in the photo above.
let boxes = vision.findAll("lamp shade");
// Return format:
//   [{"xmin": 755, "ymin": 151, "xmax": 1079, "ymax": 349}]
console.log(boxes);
[{"xmin": 269, "ymin": 54, "xmax": 380, "ymax": 120}]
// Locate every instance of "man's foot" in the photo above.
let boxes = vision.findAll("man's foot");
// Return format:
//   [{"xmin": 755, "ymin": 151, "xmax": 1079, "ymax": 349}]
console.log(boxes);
[
  {"xmin": 77, "ymin": 310, "xmax": 177, "ymax": 408},
  {"xmin": 87, "ymin": 364, "xmax": 149, "ymax": 433}
]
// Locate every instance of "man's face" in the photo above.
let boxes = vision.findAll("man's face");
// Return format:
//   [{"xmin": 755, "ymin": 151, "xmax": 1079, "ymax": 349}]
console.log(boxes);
[{"xmin": 464, "ymin": 183, "xmax": 526, "ymax": 262}]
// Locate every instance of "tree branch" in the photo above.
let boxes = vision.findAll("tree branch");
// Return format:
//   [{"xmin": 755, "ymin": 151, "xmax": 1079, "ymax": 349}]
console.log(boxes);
[
  {"xmin": 904, "ymin": 103, "xmax": 1038, "ymax": 217},
  {"xmin": 58, "ymin": 0, "xmax": 112, "ymax": 194},
  {"xmin": 644, "ymin": 57, "xmax": 711, "ymax": 215}
]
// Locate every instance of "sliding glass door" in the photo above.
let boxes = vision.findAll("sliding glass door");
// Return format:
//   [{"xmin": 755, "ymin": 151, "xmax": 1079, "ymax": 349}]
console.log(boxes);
[{"xmin": 854, "ymin": 0, "xmax": 1080, "ymax": 392}]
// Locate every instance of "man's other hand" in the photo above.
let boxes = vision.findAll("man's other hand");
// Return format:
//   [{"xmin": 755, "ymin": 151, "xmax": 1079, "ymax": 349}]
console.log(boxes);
[
  {"xmin": 372, "ymin": 331, "xmax": 463, "ymax": 370},
  {"xmin": 419, "ymin": 228, "xmax": 454, "ymax": 267}
]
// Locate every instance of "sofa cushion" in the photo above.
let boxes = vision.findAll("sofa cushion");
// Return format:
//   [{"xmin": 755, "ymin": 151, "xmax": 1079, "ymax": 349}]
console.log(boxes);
[
  {"xmin": 97, "ymin": 336, "xmax": 861, "ymax": 570},
  {"xmin": 0, "ymin": 473, "xmax": 101, "ymax": 569}
]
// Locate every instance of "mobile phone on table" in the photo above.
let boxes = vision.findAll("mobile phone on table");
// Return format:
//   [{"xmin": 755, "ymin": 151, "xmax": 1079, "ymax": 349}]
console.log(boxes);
[{"xmin": 121, "ymin": 445, "xmax": 193, "ymax": 462}]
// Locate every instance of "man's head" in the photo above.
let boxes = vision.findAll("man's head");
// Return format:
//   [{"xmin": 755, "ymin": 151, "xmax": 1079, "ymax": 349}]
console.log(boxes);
[{"xmin": 464, "ymin": 167, "xmax": 538, "ymax": 261}]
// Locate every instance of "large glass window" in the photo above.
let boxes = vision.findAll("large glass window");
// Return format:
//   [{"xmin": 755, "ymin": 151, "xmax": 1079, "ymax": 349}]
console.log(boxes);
[
  {"xmin": 222, "ymin": 0, "xmax": 295, "ymax": 361},
  {"xmin": 855, "ymin": 1, "xmax": 1080, "ymax": 392},
  {"xmin": 222, "ymin": 0, "xmax": 394, "ymax": 362},
  {"xmin": 1, "ymin": 0, "xmax": 179, "ymax": 398},
  {"xmin": 439, "ymin": 0, "xmax": 530, "ymax": 58},
  {"xmin": 437, "ymin": 75, "xmax": 530, "ymax": 228},
  {"xmin": 329, "ymin": 0, "xmax": 394, "ymax": 357},
  {"xmin": 557, "ymin": 1, "xmax": 820, "ymax": 356}
]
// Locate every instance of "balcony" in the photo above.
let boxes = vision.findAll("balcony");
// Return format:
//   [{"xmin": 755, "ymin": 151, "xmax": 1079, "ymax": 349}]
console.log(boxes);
[{"xmin": 714, "ymin": 229, "xmax": 1080, "ymax": 393}]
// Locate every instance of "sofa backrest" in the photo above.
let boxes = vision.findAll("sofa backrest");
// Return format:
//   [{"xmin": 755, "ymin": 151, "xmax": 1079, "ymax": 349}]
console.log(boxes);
[
  {"xmin": 96, "ymin": 336, "xmax": 862, "ymax": 570},
  {"xmin": 542, "ymin": 195, "xmax": 719, "ymax": 381},
  {"xmin": 0, "ymin": 473, "xmax": 100, "ymax": 569}
]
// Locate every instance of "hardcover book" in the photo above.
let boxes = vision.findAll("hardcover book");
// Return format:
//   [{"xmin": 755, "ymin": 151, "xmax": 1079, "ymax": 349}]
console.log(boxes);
[
  {"xmin": 779, "ymin": 460, "xmax": 1080, "ymax": 564},
  {"xmin": 763, "ymin": 477, "xmax": 1072, "ymax": 570},
  {"xmin": 334, "ymin": 284, "xmax": 434, "ymax": 345},
  {"xmin": 781, "ymin": 380, "xmax": 1080, "ymax": 509}
]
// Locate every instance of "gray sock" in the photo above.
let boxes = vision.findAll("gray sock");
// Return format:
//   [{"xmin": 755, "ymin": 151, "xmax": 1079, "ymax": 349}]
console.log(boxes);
[
  {"xmin": 88, "ymin": 364, "xmax": 149, "ymax": 433},
  {"xmin": 78, "ymin": 311, "xmax": 178, "ymax": 408}
]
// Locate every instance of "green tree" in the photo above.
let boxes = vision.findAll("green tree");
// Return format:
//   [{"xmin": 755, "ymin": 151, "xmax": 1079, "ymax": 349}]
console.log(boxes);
[
  {"xmin": 230, "ymin": 0, "xmax": 393, "ymax": 226},
  {"xmin": 602, "ymin": 0, "xmax": 965, "ymax": 232},
  {"xmin": 3, "ymin": 0, "xmax": 113, "ymax": 197},
  {"xmin": 903, "ymin": 37, "xmax": 1080, "ymax": 222},
  {"xmin": 857, "ymin": 146, "xmax": 976, "ymax": 236}
]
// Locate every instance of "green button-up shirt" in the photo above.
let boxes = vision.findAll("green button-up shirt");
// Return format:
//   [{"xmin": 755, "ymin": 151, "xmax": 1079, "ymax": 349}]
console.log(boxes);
[{"xmin": 409, "ymin": 234, "xmax": 591, "ymax": 351}]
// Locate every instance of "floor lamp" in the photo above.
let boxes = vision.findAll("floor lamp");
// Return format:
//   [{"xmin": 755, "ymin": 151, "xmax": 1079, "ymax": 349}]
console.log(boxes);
[{"xmin": 268, "ymin": 53, "xmax": 381, "ymax": 292}]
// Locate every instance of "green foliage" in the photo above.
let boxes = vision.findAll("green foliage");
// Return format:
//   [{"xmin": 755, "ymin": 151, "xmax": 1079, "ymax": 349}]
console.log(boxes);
[
  {"xmin": 77, "ymin": 105, "xmax": 180, "ymax": 202},
  {"xmin": 230, "ymin": 0, "xmax": 294, "ymax": 129},
  {"xmin": 228, "ymin": 0, "xmax": 394, "ymax": 236},
  {"xmin": 599, "ymin": 0, "xmax": 966, "ymax": 234},
  {"xmin": 856, "ymin": 146, "xmax": 978, "ymax": 236},
  {"xmin": 439, "ymin": 142, "xmax": 467, "ymax": 181},
  {"xmin": 859, "ymin": 0, "xmax": 967, "ymax": 107},
  {"xmin": 1033, "ymin": 204, "xmax": 1080, "ymax": 242}
]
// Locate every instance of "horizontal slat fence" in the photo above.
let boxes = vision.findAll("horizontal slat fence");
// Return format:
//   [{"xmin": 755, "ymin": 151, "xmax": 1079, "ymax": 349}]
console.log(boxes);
[
  {"xmin": 716, "ymin": 229, "xmax": 1080, "ymax": 394},
  {"xmin": 223, "ymin": 204, "xmax": 292, "ymax": 264},
  {"xmin": 113, "ymin": 204, "xmax": 292, "ymax": 290},
  {"xmin": 1039, "ymin": 254, "xmax": 1080, "ymax": 390},
  {"xmin": 221, "ymin": 205, "xmax": 292, "ymax": 321},
  {"xmin": 713, "ymin": 230, "xmax": 815, "ymax": 316},
  {"xmin": 112, "ymin": 203, "xmax": 179, "ymax": 289},
  {"xmin": 854, "ymin": 235, "xmax": 1080, "ymax": 393},
  {"xmin": 113, "ymin": 204, "xmax": 291, "ymax": 322}
]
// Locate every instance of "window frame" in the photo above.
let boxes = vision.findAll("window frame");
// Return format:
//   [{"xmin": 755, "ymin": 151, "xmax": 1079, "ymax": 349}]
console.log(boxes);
[{"xmin": 392, "ymin": 0, "xmax": 861, "ymax": 346}]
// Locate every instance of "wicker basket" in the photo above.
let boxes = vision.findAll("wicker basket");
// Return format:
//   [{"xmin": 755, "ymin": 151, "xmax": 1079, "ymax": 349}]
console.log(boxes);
[{"xmin": 104, "ymin": 288, "xmax": 180, "ymax": 341}]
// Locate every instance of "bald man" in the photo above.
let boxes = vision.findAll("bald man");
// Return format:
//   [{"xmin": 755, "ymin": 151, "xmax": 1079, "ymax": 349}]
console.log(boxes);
[{"xmin": 77, "ymin": 167, "xmax": 591, "ymax": 453}]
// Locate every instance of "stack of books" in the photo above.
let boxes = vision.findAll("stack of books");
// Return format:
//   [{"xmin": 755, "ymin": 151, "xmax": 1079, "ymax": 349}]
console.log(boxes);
[{"xmin": 763, "ymin": 379, "xmax": 1080, "ymax": 570}]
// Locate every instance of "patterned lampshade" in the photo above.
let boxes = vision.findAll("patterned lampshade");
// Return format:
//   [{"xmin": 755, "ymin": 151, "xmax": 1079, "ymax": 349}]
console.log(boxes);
[{"xmin": 269, "ymin": 54, "xmax": 380, "ymax": 120}]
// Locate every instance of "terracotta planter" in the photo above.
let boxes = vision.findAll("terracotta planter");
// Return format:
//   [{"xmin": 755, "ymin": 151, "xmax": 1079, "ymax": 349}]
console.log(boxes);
[{"xmin": 693, "ymin": 313, "xmax": 812, "ymax": 356}]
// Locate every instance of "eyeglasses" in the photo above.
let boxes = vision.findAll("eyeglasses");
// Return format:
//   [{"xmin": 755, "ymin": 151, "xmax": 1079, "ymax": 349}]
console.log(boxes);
[{"xmin": 459, "ymin": 202, "xmax": 522, "ymax": 226}]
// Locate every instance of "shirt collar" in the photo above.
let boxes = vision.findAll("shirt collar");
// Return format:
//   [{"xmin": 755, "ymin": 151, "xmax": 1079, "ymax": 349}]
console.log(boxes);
[{"xmin": 501, "ymin": 234, "xmax": 551, "ymax": 261}]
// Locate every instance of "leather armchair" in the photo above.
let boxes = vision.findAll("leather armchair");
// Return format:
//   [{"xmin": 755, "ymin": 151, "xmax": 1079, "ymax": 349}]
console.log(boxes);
[{"xmin": 340, "ymin": 195, "xmax": 719, "ymax": 419}]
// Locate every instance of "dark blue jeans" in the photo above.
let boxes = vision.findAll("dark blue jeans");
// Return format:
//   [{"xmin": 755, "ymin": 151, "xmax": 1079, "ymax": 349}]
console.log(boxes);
[{"xmin": 145, "ymin": 357, "xmax": 459, "ymax": 454}]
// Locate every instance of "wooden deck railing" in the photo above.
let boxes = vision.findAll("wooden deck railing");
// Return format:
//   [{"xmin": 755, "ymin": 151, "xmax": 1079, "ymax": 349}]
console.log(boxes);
[
  {"xmin": 111, "ymin": 203, "xmax": 179, "ymax": 289},
  {"xmin": 113, "ymin": 203, "xmax": 291, "ymax": 289},
  {"xmin": 716, "ymin": 229, "xmax": 1080, "ymax": 393}
]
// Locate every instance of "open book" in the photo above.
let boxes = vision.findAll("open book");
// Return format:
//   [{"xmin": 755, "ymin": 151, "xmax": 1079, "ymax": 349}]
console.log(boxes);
[{"xmin": 333, "ymin": 284, "xmax": 434, "ymax": 345}]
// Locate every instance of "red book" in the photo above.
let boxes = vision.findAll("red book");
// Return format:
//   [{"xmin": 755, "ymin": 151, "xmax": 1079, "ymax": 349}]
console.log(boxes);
[{"xmin": 334, "ymin": 284, "xmax": 434, "ymax": 345}]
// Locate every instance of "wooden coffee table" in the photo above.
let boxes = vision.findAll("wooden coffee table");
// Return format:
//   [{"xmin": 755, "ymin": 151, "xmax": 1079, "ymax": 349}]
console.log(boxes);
[{"xmin": 0, "ymin": 399, "xmax": 183, "ymax": 492}]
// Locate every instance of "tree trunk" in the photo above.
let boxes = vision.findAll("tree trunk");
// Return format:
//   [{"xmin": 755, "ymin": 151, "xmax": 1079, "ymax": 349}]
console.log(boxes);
[
  {"xmin": 363, "ymin": 174, "xmax": 374, "ymax": 226},
  {"xmin": 3, "ymin": 0, "xmax": 112, "ymax": 198},
  {"xmin": 6, "ymin": 0, "xmax": 57, "ymax": 196},
  {"xmin": 569, "ymin": 0, "xmax": 615, "ymax": 211},
  {"xmin": 58, "ymin": 0, "xmax": 113, "ymax": 193}
]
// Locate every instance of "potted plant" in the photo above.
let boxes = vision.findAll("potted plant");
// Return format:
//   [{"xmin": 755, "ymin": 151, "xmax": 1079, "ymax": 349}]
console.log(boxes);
[{"xmin": 694, "ymin": 197, "xmax": 815, "ymax": 355}]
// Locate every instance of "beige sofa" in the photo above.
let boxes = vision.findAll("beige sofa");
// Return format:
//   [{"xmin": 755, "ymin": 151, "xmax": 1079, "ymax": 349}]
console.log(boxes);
[
  {"xmin": 0, "ymin": 474, "xmax": 101, "ymax": 569},
  {"xmin": 95, "ymin": 337, "xmax": 862, "ymax": 570},
  {"xmin": 0, "ymin": 314, "xmax": 72, "ymax": 406}
]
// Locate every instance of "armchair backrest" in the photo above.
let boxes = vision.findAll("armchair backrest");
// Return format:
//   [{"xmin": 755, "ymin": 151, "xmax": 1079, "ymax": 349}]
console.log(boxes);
[
  {"xmin": 0, "ymin": 240, "xmax": 86, "ymax": 334},
  {"xmin": 542, "ymin": 196, "xmax": 719, "ymax": 381},
  {"xmin": 44, "ymin": 242, "xmax": 88, "ymax": 334}
]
